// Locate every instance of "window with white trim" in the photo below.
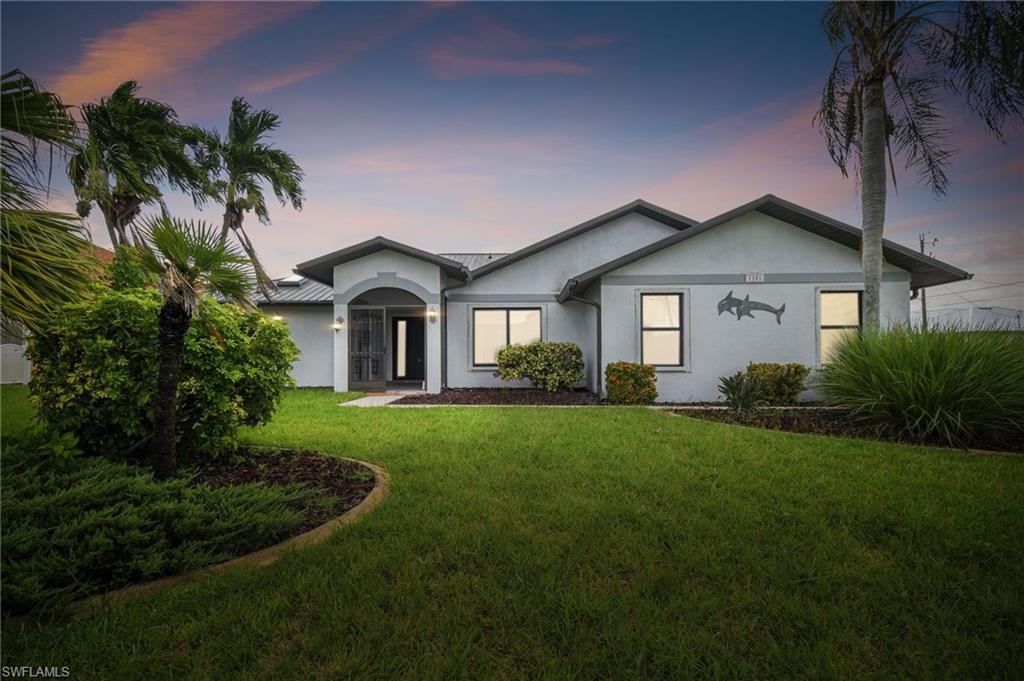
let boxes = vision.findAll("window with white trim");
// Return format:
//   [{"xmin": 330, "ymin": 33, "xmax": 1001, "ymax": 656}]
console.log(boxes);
[
  {"xmin": 819, "ymin": 291, "xmax": 862, "ymax": 363},
  {"xmin": 472, "ymin": 308, "xmax": 541, "ymax": 366},
  {"xmin": 641, "ymin": 293, "xmax": 683, "ymax": 366}
]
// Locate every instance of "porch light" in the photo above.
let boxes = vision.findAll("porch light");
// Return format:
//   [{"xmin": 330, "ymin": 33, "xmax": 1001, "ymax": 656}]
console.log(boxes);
[
  {"xmin": 427, "ymin": 307, "xmax": 438, "ymax": 324},
  {"xmin": 332, "ymin": 315, "xmax": 344, "ymax": 332},
  {"xmin": 270, "ymin": 314, "xmax": 284, "ymax": 322}
]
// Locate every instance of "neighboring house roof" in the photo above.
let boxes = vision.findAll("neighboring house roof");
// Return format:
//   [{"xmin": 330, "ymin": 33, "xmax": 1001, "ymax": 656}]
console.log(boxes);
[
  {"xmin": 85, "ymin": 244, "xmax": 116, "ymax": 264},
  {"xmin": 294, "ymin": 236, "xmax": 471, "ymax": 286},
  {"xmin": 254, "ymin": 277, "xmax": 334, "ymax": 305},
  {"xmin": 439, "ymin": 253, "xmax": 509, "ymax": 271},
  {"xmin": 558, "ymin": 194, "xmax": 972, "ymax": 301},
  {"xmin": 470, "ymin": 199, "xmax": 698, "ymax": 279}
]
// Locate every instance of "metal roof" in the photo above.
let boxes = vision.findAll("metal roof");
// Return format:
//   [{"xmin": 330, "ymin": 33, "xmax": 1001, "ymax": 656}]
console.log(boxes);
[
  {"xmin": 471, "ymin": 199, "xmax": 698, "ymax": 279},
  {"xmin": 438, "ymin": 253, "xmax": 509, "ymax": 271},
  {"xmin": 294, "ymin": 236, "xmax": 470, "ymax": 286},
  {"xmin": 558, "ymin": 194, "xmax": 972, "ymax": 301},
  {"xmin": 255, "ymin": 277, "xmax": 333, "ymax": 305}
]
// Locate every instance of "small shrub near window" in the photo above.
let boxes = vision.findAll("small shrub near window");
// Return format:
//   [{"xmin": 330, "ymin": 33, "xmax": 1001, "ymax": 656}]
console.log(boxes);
[
  {"xmin": 606, "ymin": 362, "xmax": 658, "ymax": 404},
  {"xmin": 495, "ymin": 341, "xmax": 584, "ymax": 391},
  {"xmin": 819, "ymin": 325, "xmax": 1024, "ymax": 449},
  {"xmin": 27, "ymin": 287, "xmax": 298, "ymax": 462},
  {"xmin": 746, "ymin": 362, "xmax": 811, "ymax": 406},
  {"xmin": 718, "ymin": 371, "xmax": 769, "ymax": 411}
]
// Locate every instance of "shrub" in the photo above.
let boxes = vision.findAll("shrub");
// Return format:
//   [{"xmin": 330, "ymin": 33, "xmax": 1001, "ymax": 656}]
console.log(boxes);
[
  {"xmin": 108, "ymin": 245, "xmax": 149, "ymax": 290},
  {"xmin": 718, "ymin": 371, "xmax": 768, "ymax": 411},
  {"xmin": 746, "ymin": 362, "xmax": 811, "ymax": 405},
  {"xmin": 495, "ymin": 341, "xmax": 584, "ymax": 391},
  {"xmin": 27, "ymin": 286, "xmax": 298, "ymax": 461},
  {"xmin": 0, "ymin": 439, "xmax": 312, "ymax": 615},
  {"xmin": 819, "ymin": 325, "xmax": 1024, "ymax": 449},
  {"xmin": 606, "ymin": 362, "xmax": 658, "ymax": 404}
]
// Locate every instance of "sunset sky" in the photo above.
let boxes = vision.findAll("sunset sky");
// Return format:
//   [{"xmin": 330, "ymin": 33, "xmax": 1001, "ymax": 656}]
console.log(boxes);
[{"xmin": 3, "ymin": 1, "xmax": 1021, "ymax": 312}]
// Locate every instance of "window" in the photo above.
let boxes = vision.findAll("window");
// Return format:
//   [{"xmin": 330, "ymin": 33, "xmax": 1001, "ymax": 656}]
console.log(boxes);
[
  {"xmin": 819, "ymin": 291, "xmax": 862, "ymax": 363},
  {"xmin": 473, "ymin": 308, "xmax": 541, "ymax": 366},
  {"xmin": 641, "ymin": 293, "xmax": 683, "ymax": 366}
]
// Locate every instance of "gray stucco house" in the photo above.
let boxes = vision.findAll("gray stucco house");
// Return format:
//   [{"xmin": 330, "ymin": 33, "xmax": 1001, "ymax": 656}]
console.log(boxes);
[{"xmin": 257, "ymin": 194, "xmax": 970, "ymax": 401}]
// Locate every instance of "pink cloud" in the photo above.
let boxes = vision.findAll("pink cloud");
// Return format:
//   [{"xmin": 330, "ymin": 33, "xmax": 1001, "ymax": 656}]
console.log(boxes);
[
  {"xmin": 427, "ymin": 48, "xmax": 590, "ymax": 78},
  {"xmin": 50, "ymin": 3, "xmax": 312, "ymax": 105}
]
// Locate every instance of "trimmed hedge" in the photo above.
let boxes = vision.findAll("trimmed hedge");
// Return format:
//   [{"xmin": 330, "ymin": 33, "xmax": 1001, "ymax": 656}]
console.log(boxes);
[
  {"xmin": 606, "ymin": 362, "xmax": 658, "ymax": 404},
  {"xmin": 495, "ymin": 341, "xmax": 584, "ymax": 392},
  {"xmin": 746, "ymin": 362, "xmax": 810, "ymax": 406},
  {"xmin": 27, "ymin": 286, "xmax": 298, "ymax": 461}
]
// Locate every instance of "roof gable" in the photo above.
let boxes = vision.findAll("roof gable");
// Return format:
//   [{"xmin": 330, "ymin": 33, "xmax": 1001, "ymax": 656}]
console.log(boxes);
[
  {"xmin": 558, "ymin": 194, "xmax": 971, "ymax": 300},
  {"xmin": 294, "ymin": 236, "xmax": 470, "ymax": 286}
]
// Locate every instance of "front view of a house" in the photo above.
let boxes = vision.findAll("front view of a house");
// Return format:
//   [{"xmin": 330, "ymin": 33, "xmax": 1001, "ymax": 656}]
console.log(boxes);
[{"xmin": 258, "ymin": 194, "xmax": 970, "ymax": 401}]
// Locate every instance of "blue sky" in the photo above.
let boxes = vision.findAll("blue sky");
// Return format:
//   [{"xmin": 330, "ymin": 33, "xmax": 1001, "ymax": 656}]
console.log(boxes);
[{"xmin": 3, "ymin": 1, "xmax": 1021, "ymax": 310}]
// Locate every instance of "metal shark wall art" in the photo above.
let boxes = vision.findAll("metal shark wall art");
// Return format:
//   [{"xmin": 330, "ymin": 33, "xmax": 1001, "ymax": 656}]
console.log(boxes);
[{"xmin": 717, "ymin": 291, "xmax": 786, "ymax": 325}]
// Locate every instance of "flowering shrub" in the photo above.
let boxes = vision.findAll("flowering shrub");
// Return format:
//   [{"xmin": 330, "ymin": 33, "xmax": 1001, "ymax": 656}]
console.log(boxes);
[
  {"xmin": 495, "ymin": 341, "xmax": 584, "ymax": 391},
  {"xmin": 605, "ymin": 362, "xmax": 658, "ymax": 404}
]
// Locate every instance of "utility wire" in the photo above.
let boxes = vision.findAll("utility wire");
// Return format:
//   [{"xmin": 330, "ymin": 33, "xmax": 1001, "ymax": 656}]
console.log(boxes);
[{"xmin": 926, "ymin": 280, "xmax": 1024, "ymax": 298}]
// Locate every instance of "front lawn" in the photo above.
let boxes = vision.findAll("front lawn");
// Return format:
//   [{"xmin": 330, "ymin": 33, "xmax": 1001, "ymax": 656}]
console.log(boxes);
[{"xmin": 3, "ymin": 387, "xmax": 1022, "ymax": 678}]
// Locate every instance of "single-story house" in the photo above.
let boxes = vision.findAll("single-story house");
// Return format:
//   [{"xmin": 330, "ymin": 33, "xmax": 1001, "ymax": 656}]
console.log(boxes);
[{"xmin": 257, "ymin": 194, "xmax": 971, "ymax": 401}]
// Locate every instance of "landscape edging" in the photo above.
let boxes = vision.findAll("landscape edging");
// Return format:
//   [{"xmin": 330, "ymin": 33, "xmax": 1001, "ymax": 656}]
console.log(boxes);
[{"xmin": 67, "ymin": 457, "xmax": 390, "ymax": 619}]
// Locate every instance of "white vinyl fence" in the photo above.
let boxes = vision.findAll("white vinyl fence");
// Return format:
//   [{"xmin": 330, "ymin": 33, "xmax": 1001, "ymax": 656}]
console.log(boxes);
[{"xmin": 1, "ymin": 343, "xmax": 31, "ymax": 384}]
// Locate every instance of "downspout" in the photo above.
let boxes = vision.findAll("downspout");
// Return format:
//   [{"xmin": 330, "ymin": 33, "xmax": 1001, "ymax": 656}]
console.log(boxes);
[{"xmin": 567, "ymin": 282, "xmax": 601, "ymax": 395}]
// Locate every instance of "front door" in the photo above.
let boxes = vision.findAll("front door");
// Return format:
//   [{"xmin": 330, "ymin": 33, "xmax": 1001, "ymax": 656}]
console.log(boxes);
[
  {"xmin": 350, "ymin": 307, "xmax": 386, "ymax": 391},
  {"xmin": 392, "ymin": 315, "xmax": 425, "ymax": 381}
]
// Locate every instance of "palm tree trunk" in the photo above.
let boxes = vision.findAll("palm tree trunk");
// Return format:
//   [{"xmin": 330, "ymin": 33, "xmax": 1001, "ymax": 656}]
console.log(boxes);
[
  {"xmin": 860, "ymin": 77, "xmax": 887, "ymax": 330},
  {"xmin": 151, "ymin": 299, "xmax": 191, "ymax": 479},
  {"xmin": 100, "ymin": 206, "xmax": 121, "ymax": 248}
]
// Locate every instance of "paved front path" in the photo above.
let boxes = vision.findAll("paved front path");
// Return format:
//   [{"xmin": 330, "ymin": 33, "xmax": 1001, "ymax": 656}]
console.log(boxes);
[{"xmin": 339, "ymin": 394, "xmax": 406, "ymax": 407}]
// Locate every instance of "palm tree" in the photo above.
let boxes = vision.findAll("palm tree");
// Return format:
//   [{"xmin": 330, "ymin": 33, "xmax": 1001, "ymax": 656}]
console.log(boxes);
[
  {"xmin": 136, "ymin": 216, "xmax": 252, "ymax": 479},
  {"xmin": 68, "ymin": 81, "xmax": 209, "ymax": 248},
  {"xmin": 1, "ymin": 69, "xmax": 98, "ymax": 332},
  {"xmin": 204, "ymin": 97, "xmax": 304, "ymax": 294},
  {"xmin": 815, "ymin": 2, "xmax": 1022, "ymax": 328}
]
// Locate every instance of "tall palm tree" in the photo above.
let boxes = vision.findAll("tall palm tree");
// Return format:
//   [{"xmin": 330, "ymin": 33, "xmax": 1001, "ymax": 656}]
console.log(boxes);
[
  {"xmin": 68, "ymin": 81, "xmax": 209, "ymax": 248},
  {"xmin": 136, "ymin": 216, "xmax": 252, "ymax": 479},
  {"xmin": 1, "ymin": 69, "xmax": 98, "ymax": 332},
  {"xmin": 204, "ymin": 97, "xmax": 304, "ymax": 294},
  {"xmin": 815, "ymin": 2, "xmax": 1022, "ymax": 328}
]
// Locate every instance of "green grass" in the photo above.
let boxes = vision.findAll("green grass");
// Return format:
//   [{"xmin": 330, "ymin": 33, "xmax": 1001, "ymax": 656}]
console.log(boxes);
[{"xmin": 2, "ymin": 386, "xmax": 1022, "ymax": 679}]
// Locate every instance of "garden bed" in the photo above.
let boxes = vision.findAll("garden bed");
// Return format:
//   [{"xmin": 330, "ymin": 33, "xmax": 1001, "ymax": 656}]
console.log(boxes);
[
  {"xmin": 678, "ymin": 408, "xmax": 1023, "ymax": 453},
  {"xmin": 394, "ymin": 387, "xmax": 601, "ymax": 405}
]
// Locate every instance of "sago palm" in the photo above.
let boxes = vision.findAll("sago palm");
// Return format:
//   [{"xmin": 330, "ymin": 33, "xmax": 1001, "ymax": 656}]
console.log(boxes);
[
  {"xmin": 136, "ymin": 215, "xmax": 252, "ymax": 479},
  {"xmin": 68, "ymin": 81, "xmax": 209, "ymax": 248},
  {"xmin": 1, "ymin": 69, "xmax": 98, "ymax": 332},
  {"xmin": 203, "ymin": 97, "xmax": 304, "ymax": 294},
  {"xmin": 815, "ymin": 1, "xmax": 1022, "ymax": 328}
]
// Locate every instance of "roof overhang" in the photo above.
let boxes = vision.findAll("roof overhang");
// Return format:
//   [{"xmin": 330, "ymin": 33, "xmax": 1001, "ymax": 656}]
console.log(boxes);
[
  {"xmin": 559, "ymin": 194, "xmax": 972, "ymax": 301},
  {"xmin": 294, "ymin": 236, "xmax": 471, "ymax": 286}
]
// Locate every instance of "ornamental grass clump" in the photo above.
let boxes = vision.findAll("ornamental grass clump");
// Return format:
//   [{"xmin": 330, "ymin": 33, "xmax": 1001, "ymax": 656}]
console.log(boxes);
[{"xmin": 819, "ymin": 325, "xmax": 1024, "ymax": 450}]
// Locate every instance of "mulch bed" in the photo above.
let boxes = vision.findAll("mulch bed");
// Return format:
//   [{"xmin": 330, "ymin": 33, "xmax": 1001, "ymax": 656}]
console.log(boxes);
[
  {"xmin": 190, "ymin": 448, "xmax": 377, "ymax": 533},
  {"xmin": 394, "ymin": 388, "xmax": 601, "ymax": 405},
  {"xmin": 678, "ymin": 408, "xmax": 1022, "ymax": 453}
]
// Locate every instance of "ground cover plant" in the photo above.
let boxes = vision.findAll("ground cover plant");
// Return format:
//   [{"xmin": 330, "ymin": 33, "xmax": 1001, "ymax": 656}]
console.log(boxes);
[{"xmin": 3, "ymin": 386, "xmax": 1022, "ymax": 679}]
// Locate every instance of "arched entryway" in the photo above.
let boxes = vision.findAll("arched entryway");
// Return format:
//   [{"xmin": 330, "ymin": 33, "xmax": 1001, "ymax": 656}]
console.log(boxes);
[{"xmin": 348, "ymin": 287, "xmax": 427, "ymax": 392}]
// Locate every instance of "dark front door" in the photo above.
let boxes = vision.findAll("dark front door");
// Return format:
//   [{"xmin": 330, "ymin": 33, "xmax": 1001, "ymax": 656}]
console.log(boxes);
[{"xmin": 392, "ymin": 316, "xmax": 425, "ymax": 381}]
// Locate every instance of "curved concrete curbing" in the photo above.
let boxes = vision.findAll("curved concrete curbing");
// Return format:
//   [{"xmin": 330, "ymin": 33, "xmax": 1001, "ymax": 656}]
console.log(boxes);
[{"xmin": 68, "ymin": 457, "xmax": 390, "ymax": 619}]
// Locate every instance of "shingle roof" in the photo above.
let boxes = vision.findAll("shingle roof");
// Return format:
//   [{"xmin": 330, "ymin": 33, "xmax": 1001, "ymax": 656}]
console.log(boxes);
[
  {"xmin": 438, "ymin": 253, "xmax": 509, "ymax": 270},
  {"xmin": 255, "ymin": 277, "xmax": 333, "ymax": 305},
  {"xmin": 558, "ymin": 194, "xmax": 972, "ymax": 301}
]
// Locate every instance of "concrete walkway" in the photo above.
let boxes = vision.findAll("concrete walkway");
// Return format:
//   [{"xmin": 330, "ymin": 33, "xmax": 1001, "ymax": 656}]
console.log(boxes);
[{"xmin": 339, "ymin": 394, "xmax": 407, "ymax": 407}]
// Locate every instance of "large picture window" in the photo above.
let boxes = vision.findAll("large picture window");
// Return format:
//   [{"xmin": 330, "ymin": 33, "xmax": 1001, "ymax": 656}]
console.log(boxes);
[
  {"xmin": 641, "ymin": 293, "xmax": 683, "ymax": 366},
  {"xmin": 819, "ymin": 291, "xmax": 862, "ymax": 363},
  {"xmin": 473, "ymin": 308, "xmax": 541, "ymax": 366}
]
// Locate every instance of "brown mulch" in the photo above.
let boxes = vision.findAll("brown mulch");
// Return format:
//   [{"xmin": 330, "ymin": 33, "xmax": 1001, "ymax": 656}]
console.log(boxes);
[
  {"xmin": 678, "ymin": 408, "xmax": 1022, "ymax": 454},
  {"xmin": 189, "ymin": 448, "xmax": 377, "ymax": 533},
  {"xmin": 393, "ymin": 388, "xmax": 601, "ymax": 405}
]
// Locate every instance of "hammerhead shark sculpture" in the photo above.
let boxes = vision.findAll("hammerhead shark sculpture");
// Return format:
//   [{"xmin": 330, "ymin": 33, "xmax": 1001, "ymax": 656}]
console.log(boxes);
[{"xmin": 717, "ymin": 291, "xmax": 786, "ymax": 325}]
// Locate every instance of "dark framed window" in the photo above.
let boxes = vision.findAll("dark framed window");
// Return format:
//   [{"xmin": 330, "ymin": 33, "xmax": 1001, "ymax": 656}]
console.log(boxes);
[
  {"xmin": 640, "ymin": 293, "xmax": 683, "ymax": 367},
  {"xmin": 472, "ymin": 308, "xmax": 541, "ymax": 366},
  {"xmin": 819, "ymin": 290, "xmax": 862, "ymax": 363}
]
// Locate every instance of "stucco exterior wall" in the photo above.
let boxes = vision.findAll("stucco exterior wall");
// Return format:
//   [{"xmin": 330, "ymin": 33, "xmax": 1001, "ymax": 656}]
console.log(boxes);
[
  {"xmin": 262, "ymin": 305, "xmax": 333, "ymax": 387},
  {"xmin": 599, "ymin": 212, "xmax": 911, "ymax": 401}
]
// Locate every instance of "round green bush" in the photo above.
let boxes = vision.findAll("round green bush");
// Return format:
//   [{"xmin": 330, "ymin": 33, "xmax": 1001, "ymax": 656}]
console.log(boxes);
[
  {"xmin": 819, "ymin": 325, "xmax": 1024, "ymax": 449},
  {"xmin": 606, "ymin": 362, "xmax": 658, "ymax": 404},
  {"xmin": 27, "ymin": 286, "xmax": 298, "ymax": 459},
  {"xmin": 495, "ymin": 341, "xmax": 585, "ymax": 391}
]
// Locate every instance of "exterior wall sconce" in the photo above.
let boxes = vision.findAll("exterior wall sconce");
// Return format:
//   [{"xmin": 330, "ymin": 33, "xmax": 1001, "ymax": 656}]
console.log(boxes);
[
  {"xmin": 270, "ymin": 314, "xmax": 284, "ymax": 322},
  {"xmin": 427, "ymin": 307, "xmax": 438, "ymax": 324},
  {"xmin": 332, "ymin": 315, "xmax": 344, "ymax": 332}
]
